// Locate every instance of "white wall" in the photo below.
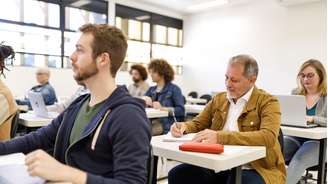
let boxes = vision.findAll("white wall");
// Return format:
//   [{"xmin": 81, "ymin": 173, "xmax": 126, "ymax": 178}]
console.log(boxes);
[
  {"xmin": 2, "ymin": 0, "xmax": 326, "ymax": 98},
  {"xmin": 181, "ymin": 0, "xmax": 326, "ymax": 96}
]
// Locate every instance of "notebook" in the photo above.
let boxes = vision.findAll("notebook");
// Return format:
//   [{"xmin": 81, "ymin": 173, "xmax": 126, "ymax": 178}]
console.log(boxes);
[
  {"xmin": 162, "ymin": 133, "xmax": 196, "ymax": 142},
  {"xmin": 0, "ymin": 153, "xmax": 45, "ymax": 184}
]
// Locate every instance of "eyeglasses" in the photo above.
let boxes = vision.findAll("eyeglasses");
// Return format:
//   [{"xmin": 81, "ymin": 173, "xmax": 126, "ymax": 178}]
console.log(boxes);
[{"xmin": 298, "ymin": 72, "xmax": 315, "ymax": 80}]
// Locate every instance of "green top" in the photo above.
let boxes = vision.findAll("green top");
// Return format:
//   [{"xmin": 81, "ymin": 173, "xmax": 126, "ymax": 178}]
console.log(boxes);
[
  {"xmin": 69, "ymin": 97, "xmax": 105, "ymax": 145},
  {"xmin": 306, "ymin": 102, "xmax": 317, "ymax": 116}
]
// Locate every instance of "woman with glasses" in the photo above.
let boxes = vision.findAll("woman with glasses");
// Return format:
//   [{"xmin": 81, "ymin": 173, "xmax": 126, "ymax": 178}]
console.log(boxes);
[
  {"xmin": 284, "ymin": 59, "xmax": 327, "ymax": 184},
  {"xmin": 0, "ymin": 44, "xmax": 18, "ymax": 140}
]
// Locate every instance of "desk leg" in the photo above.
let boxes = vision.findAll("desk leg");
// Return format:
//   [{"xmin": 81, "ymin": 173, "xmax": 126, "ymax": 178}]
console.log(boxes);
[
  {"xmin": 231, "ymin": 166, "xmax": 242, "ymax": 184},
  {"xmin": 318, "ymin": 138, "xmax": 327, "ymax": 184},
  {"xmin": 152, "ymin": 156, "xmax": 158, "ymax": 184}
]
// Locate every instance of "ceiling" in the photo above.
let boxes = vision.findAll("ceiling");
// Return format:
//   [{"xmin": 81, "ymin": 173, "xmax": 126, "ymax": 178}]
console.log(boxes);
[
  {"xmin": 136, "ymin": 0, "xmax": 259, "ymax": 14},
  {"xmin": 136, "ymin": 0, "xmax": 322, "ymax": 14}
]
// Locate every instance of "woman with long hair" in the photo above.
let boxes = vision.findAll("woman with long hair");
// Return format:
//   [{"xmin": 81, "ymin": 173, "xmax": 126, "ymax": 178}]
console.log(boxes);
[{"xmin": 284, "ymin": 59, "xmax": 327, "ymax": 184}]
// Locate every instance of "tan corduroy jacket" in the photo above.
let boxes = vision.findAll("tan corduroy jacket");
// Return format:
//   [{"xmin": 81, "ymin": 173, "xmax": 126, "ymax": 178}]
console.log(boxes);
[
  {"xmin": 0, "ymin": 80, "xmax": 18, "ymax": 140},
  {"xmin": 184, "ymin": 87, "xmax": 286, "ymax": 184}
]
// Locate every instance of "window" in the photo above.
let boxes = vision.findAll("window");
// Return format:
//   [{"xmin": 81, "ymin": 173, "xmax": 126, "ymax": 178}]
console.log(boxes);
[
  {"xmin": 0, "ymin": 0, "xmax": 21, "ymax": 22},
  {"xmin": 65, "ymin": 7, "xmax": 107, "ymax": 31},
  {"xmin": 128, "ymin": 19, "xmax": 142, "ymax": 40},
  {"xmin": 0, "ymin": 0, "xmax": 108, "ymax": 68},
  {"xmin": 116, "ymin": 4, "xmax": 183, "ymax": 74},
  {"xmin": 153, "ymin": 25, "xmax": 167, "ymax": 44}
]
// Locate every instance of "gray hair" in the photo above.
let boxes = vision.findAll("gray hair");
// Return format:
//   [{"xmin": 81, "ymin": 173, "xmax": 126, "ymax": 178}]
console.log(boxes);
[
  {"xmin": 229, "ymin": 54, "xmax": 258, "ymax": 78},
  {"xmin": 36, "ymin": 67, "xmax": 50, "ymax": 76}
]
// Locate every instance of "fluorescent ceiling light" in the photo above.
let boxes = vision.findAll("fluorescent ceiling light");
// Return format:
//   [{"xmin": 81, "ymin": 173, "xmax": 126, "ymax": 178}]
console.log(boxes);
[
  {"xmin": 187, "ymin": 0, "xmax": 229, "ymax": 11},
  {"xmin": 71, "ymin": 0, "xmax": 91, "ymax": 7},
  {"xmin": 135, "ymin": 15, "xmax": 151, "ymax": 21}
]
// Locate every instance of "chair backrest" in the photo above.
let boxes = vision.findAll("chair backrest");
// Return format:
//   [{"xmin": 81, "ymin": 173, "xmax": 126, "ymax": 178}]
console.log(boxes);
[
  {"xmin": 278, "ymin": 128, "xmax": 284, "ymax": 155},
  {"xmin": 10, "ymin": 111, "xmax": 20, "ymax": 139},
  {"xmin": 147, "ymin": 145, "xmax": 154, "ymax": 184},
  {"xmin": 198, "ymin": 94, "xmax": 212, "ymax": 105},
  {"xmin": 182, "ymin": 95, "xmax": 186, "ymax": 105},
  {"xmin": 188, "ymin": 91, "xmax": 198, "ymax": 98}
]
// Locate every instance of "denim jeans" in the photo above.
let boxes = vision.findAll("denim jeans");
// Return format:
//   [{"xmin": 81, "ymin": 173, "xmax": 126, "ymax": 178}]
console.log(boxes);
[
  {"xmin": 168, "ymin": 164, "xmax": 265, "ymax": 184},
  {"xmin": 284, "ymin": 136, "xmax": 320, "ymax": 184}
]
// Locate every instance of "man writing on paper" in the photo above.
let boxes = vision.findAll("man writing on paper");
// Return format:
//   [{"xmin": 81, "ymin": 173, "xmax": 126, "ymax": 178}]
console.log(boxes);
[{"xmin": 169, "ymin": 55, "xmax": 286, "ymax": 184}]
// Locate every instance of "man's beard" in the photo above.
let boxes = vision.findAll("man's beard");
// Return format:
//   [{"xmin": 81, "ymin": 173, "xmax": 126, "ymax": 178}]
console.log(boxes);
[
  {"xmin": 73, "ymin": 62, "xmax": 99, "ymax": 84},
  {"xmin": 133, "ymin": 77, "xmax": 141, "ymax": 83}
]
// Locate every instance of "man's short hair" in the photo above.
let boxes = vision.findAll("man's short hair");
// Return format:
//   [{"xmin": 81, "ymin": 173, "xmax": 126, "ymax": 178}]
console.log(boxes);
[
  {"xmin": 130, "ymin": 64, "xmax": 148, "ymax": 81},
  {"xmin": 148, "ymin": 59, "xmax": 175, "ymax": 83},
  {"xmin": 229, "ymin": 54, "xmax": 258, "ymax": 78},
  {"xmin": 36, "ymin": 67, "xmax": 50, "ymax": 76},
  {"xmin": 79, "ymin": 23, "xmax": 128, "ymax": 78}
]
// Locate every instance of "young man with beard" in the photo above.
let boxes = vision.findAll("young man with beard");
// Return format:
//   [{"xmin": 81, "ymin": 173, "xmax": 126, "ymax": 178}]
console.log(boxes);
[
  {"xmin": 0, "ymin": 24, "xmax": 151, "ymax": 184},
  {"xmin": 128, "ymin": 64, "xmax": 149, "ymax": 97}
]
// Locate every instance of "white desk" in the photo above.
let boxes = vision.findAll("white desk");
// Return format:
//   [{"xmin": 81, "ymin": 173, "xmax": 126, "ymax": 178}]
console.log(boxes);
[
  {"xmin": 281, "ymin": 126, "xmax": 326, "ymax": 140},
  {"xmin": 19, "ymin": 112, "xmax": 52, "ymax": 127},
  {"xmin": 282, "ymin": 126, "xmax": 327, "ymax": 184},
  {"xmin": 145, "ymin": 108, "xmax": 169, "ymax": 119},
  {"xmin": 151, "ymin": 135, "xmax": 266, "ymax": 184},
  {"xmin": 185, "ymin": 104, "xmax": 205, "ymax": 114},
  {"xmin": 19, "ymin": 108, "xmax": 169, "ymax": 128},
  {"xmin": 186, "ymin": 97, "xmax": 207, "ymax": 104}
]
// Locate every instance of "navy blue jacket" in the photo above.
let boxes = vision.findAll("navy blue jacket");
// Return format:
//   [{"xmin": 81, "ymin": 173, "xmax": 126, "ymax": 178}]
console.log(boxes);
[
  {"xmin": 1, "ymin": 86, "xmax": 152, "ymax": 184},
  {"xmin": 145, "ymin": 82, "xmax": 185, "ymax": 133}
]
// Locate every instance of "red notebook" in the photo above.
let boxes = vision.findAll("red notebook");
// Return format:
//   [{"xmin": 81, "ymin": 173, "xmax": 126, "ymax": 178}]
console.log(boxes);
[{"xmin": 179, "ymin": 142, "xmax": 224, "ymax": 154}]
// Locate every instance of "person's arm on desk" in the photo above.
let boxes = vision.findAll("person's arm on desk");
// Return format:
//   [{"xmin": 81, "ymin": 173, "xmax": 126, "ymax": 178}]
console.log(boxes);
[
  {"xmin": 25, "ymin": 149, "xmax": 86, "ymax": 184},
  {"xmin": 170, "ymin": 123, "xmax": 186, "ymax": 137}
]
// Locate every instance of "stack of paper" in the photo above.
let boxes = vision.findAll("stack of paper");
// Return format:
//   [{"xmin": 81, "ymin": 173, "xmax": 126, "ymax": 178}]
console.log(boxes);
[
  {"xmin": 0, "ymin": 153, "xmax": 45, "ymax": 184},
  {"xmin": 162, "ymin": 133, "xmax": 196, "ymax": 142}
]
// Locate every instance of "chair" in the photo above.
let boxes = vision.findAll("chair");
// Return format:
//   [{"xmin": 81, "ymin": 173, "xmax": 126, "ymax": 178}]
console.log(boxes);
[
  {"xmin": 10, "ymin": 110, "xmax": 20, "ymax": 139},
  {"xmin": 187, "ymin": 91, "xmax": 198, "ymax": 98},
  {"xmin": 302, "ymin": 164, "xmax": 327, "ymax": 184},
  {"xmin": 278, "ymin": 128, "xmax": 284, "ymax": 154},
  {"xmin": 147, "ymin": 145, "xmax": 154, "ymax": 184},
  {"xmin": 198, "ymin": 94, "xmax": 212, "ymax": 105},
  {"xmin": 182, "ymin": 95, "xmax": 186, "ymax": 105}
]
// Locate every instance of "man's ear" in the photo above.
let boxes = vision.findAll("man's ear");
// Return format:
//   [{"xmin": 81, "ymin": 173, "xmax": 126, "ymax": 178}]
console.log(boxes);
[
  {"xmin": 249, "ymin": 75, "xmax": 257, "ymax": 83},
  {"xmin": 96, "ymin": 52, "xmax": 110, "ymax": 65}
]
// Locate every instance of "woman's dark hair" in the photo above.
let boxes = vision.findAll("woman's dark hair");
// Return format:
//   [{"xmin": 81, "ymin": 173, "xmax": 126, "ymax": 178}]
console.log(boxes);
[{"xmin": 0, "ymin": 43, "xmax": 15, "ymax": 77}]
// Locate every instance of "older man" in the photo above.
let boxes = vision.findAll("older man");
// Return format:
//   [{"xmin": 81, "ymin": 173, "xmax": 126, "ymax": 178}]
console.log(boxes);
[
  {"xmin": 16, "ymin": 67, "xmax": 57, "ymax": 108},
  {"xmin": 169, "ymin": 54, "xmax": 286, "ymax": 184}
]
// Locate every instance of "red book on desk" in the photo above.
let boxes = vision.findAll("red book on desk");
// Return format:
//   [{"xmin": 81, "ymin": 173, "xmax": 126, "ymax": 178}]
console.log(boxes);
[{"xmin": 179, "ymin": 142, "xmax": 224, "ymax": 154}]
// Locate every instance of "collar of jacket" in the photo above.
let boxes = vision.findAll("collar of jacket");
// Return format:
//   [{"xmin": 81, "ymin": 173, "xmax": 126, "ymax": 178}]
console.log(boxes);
[
  {"xmin": 150, "ymin": 82, "xmax": 172, "ymax": 95},
  {"xmin": 219, "ymin": 86, "xmax": 259, "ymax": 114},
  {"xmin": 32, "ymin": 81, "xmax": 50, "ymax": 89}
]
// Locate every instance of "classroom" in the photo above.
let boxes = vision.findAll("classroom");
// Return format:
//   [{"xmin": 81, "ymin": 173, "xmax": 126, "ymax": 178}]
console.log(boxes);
[{"xmin": 0, "ymin": 0, "xmax": 326, "ymax": 184}]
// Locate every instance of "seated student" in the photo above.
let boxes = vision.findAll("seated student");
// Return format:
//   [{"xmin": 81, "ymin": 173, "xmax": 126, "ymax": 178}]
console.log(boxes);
[
  {"xmin": 169, "ymin": 54, "xmax": 286, "ymax": 184},
  {"xmin": 0, "ymin": 44, "xmax": 18, "ymax": 141},
  {"xmin": 284, "ymin": 59, "xmax": 327, "ymax": 184},
  {"xmin": 16, "ymin": 67, "xmax": 57, "ymax": 108},
  {"xmin": 47, "ymin": 85, "xmax": 89, "ymax": 113},
  {"xmin": 128, "ymin": 64, "xmax": 149, "ymax": 97},
  {"xmin": 0, "ymin": 24, "xmax": 151, "ymax": 184},
  {"xmin": 143, "ymin": 59, "xmax": 185, "ymax": 135}
]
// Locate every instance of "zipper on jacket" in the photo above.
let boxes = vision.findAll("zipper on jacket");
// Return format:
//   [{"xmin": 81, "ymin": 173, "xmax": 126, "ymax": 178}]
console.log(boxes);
[
  {"xmin": 64, "ymin": 110, "xmax": 110, "ymax": 164},
  {"xmin": 53, "ymin": 112, "xmax": 67, "ymax": 157}
]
